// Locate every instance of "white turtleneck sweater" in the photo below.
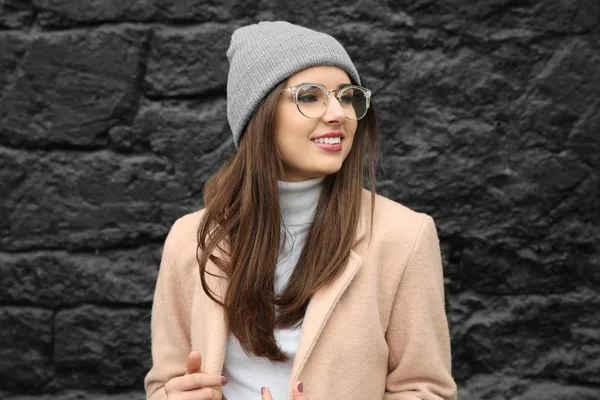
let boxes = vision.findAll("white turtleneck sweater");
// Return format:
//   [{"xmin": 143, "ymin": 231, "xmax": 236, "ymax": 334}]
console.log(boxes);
[{"xmin": 221, "ymin": 176, "xmax": 325, "ymax": 400}]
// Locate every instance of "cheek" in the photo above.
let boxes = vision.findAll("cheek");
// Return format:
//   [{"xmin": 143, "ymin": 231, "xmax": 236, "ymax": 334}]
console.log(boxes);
[
  {"xmin": 274, "ymin": 107, "xmax": 315, "ymax": 148},
  {"xmin": 345, "ymin": 121, "xmax": 358, "ymax": 145},
  {"xmin": 347, "ymin": 120, "xmax": 358, "ymax": 134},
  {"xmin": 275, "ymin": 104, "xmax": 305, "ymax": 135}
]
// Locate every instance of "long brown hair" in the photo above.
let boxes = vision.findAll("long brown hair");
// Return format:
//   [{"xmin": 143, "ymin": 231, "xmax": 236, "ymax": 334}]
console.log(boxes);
[{"xmin": 197, "ymin": 79, "xmax": 378, "ymax": 362}]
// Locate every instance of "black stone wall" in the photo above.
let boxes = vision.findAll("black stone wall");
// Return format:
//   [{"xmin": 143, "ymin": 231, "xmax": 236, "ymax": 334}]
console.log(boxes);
[{"xmin": 1, "ymin": 1, "xmax": 599, "ymax": 399}]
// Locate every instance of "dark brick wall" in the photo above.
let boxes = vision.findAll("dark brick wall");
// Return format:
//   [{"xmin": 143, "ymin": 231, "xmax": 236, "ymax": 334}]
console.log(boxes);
[{"xmin": 1, "ymin": 1, "xmax": 599, "ymax": 399}]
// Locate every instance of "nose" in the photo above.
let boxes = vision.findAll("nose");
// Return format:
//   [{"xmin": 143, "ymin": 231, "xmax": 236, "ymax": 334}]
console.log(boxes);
[{"xmin": 322, "ymin": 93, "xmax": 346, "ymax": 123}]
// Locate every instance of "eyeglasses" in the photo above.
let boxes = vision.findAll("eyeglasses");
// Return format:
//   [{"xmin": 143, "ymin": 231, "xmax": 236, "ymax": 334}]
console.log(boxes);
[{"xmin": 281, "ymin": 83, "xmax": 371, "ymax": 120}]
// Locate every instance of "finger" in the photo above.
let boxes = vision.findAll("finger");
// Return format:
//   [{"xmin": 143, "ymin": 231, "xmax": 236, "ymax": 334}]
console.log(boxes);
[
  {"xmin": 178, "ymin": 387, "xmax": 223, "ymax": 400},
  {"xmin": 186, "ymin": 350, "xmax": 202, "ymax": 374},
  {"xmin": 292, "ymin": 381, "xmax": 307, "ymax": 400},
  {"xmin": 261, "ymin": 386, "xmax": 273, "ymax": 400},
  {"xmin": 170, "ymin": 372, "xmax": 227, "ymax": 391}
]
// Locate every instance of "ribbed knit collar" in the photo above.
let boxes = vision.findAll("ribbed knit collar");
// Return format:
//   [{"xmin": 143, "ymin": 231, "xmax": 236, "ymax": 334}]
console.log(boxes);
[{"xmin": 277, "ymin": 176, "xmax": 325, "ymax": 226}]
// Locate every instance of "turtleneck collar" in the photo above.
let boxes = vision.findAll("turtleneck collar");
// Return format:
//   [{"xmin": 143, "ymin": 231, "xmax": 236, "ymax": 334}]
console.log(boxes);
[{"xmin": 277, "ymin": 176, "xmax": 325, "ymax": 226}]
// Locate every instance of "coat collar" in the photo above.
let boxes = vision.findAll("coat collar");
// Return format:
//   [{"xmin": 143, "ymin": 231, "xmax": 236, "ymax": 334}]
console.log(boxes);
[{"xmin": 202, "ymin": 192, "xmax": 370, "ymax": 384}]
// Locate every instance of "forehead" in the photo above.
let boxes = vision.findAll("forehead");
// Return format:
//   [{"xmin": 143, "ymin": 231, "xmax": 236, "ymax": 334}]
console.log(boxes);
[{"xmin": 286, "ymin": 65, "xmax": 352, "ymax": 87}]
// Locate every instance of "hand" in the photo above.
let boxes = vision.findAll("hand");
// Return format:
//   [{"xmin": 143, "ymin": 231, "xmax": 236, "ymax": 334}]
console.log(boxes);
[
  {"xmin": 261, "ymin": 381, "xmax": 308, "ymax": 400},
  {"xmin": 164, "ymin": 350, "xmax": 227, "ymax": 400}
]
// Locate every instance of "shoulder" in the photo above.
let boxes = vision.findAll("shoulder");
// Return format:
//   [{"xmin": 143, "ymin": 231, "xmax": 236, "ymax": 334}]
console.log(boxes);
[
  {"xmin": 170, "ymin": 208, "xmax": 206, "ymax": 235},
  {"xmin": 357, "ymin": 190, "xmax": 441, "ymax": 293},
  {"xmin": 162, "ymin": 208, "xmax": 206, "ymax": 259},
  {"xmin": 360, "ymin": 188, "xmax": 434, "ymax": 239}
]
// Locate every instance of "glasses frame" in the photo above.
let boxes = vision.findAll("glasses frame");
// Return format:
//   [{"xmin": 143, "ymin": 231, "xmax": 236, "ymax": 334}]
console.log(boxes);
[{"xmin": 281, "ymin": 83, "xmax": 371, "ymax": 120}]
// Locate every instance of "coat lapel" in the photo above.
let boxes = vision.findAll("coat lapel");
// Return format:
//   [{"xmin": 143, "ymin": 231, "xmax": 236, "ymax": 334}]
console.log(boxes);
[
  {"xmin": 287, "ymin": 249, "xmax": 363, "ymax": 392},
  {"xmin": 288, "ymin": 193, "xmax": 370, "ymax": 393}
]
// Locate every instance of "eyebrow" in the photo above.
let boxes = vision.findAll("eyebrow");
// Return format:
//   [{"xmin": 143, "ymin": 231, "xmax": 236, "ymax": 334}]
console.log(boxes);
[{"xmin": 295, "ymin": 82, "xmax": 352, "ymax": 89}]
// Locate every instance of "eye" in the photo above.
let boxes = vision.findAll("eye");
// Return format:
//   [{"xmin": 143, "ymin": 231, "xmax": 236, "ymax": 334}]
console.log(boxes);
[
  {"xmin": 298, "ymin": 93, "xmax": 319, "ymax": 103},
  {"xmin": 339, "ymin": 94, "xmax": 353, "ymax": 104},
  {"xmin": 338, "ymin": 88, "xmax": 354, "ymax": 104}
]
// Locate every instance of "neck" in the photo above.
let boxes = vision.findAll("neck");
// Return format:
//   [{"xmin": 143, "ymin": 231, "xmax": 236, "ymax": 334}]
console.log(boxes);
[{"xmin": 277, "ymin": 176, "xmax": 325, "ymax": 226}]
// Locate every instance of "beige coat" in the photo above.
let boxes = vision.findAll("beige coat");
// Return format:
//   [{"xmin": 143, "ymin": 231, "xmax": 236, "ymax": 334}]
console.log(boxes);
[{"xmin": 145, "ymin": 190, "xmax": 457, "ymax": 400}]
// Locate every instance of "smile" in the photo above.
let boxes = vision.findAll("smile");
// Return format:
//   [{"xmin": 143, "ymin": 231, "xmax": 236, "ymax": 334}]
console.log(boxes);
[{"xmin": 311, "ymin": 137, "xmax": 341, "ymax": 144}]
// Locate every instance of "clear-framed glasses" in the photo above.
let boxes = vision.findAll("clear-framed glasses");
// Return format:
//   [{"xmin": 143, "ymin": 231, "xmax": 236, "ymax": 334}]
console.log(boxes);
[{"xmin": 281, "ymin": 83, "xmax": 371, "ymax": 120}]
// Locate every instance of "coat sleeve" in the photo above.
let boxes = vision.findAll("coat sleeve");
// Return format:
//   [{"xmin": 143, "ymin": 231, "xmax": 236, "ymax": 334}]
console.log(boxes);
[
  {"xmin": 144, "ymin": 217, "xmax": 193, "ymax": 400},
  {"xmin": 384, "ymin": 215, "xmax": 457, "ymax": 400}
]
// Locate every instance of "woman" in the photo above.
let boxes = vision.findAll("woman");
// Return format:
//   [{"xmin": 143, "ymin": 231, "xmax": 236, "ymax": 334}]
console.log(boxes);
[{"xmin": 145, "ymin": 21, "xmax": 457, "ymax": 400}]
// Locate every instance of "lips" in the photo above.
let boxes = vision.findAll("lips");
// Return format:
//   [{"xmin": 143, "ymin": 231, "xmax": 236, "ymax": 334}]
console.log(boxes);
[{"xmin": 311, "ymin": 140, "xmax": 342, "ymax": 153}]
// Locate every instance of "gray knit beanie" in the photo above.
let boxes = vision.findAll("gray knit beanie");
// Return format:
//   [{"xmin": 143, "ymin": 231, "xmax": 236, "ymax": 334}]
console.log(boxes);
[{"xmin": 226, "ymin": 21, "xmax": 361, "ymax": 149}]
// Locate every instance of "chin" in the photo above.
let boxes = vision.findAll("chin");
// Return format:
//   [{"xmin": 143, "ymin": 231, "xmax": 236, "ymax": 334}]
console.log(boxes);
[{"xmin": 314, "ymin": 165, "xmax": 343, "ymax": 176}]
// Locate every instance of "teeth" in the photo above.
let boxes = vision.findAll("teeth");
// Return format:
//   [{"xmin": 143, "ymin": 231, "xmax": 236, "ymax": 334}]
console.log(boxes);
[{"xmin": 312, "ymin": 137, "xmax": 341, "ymax": 144}]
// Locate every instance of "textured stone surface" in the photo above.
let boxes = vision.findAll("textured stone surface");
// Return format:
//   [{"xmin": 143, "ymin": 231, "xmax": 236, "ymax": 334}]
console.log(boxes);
[
  {"xmin": 459, "ymin": 374, "xmax": 600, "ymax": 400},
  {"xmin": 0, "ymin": 247, "xmax": 159, "ymax": 306},
  {"xmin": 0, "ymin": 0, "xmax": 35, "ymax": 29},
  {"xmin": 121, "ymin": 97, "xmax": 232, "ymax": 185},
  {"xmin": 0, "ymin": 147, "xmax": 187, "ymax": 251},
  {"xmin": 32, "ymin": 0, "xmax": 260, "ymax": 28},
  {"xmin": 386, "ymin": 0, "xmax": 600, "ymax": 35},
  {"xmin": 0, "ymin": 0, "xmax": 599, "ymax": 399},
  {"xmin": 0, "ymin": 307, "xmax": 53, "ymax": 392},
  {"xmin": 0, "ymin": 98, "xmax": 230, "ymax": 251},
  {"xmin": 144, "ymin": 24, "xmax": 233, "ymax": 97},
  {"xmin": 450, "ymin": 290, "xmax": 600, "ymax": 385},
  {"xmin": 0, "ymin": 32, "xmax": 30, "ymax": 94},
  {"xmin": 33, "ymin": 0, "xmax": 156, "ymax": 26},
  {"xmin": 54, "ymin": 305, "xmax": 151, "ymax": 389},
  {"xmin": 0, "ymin": 25, "xmax": 148, "ymax": 148},
  {"xmin": 1, "ymin": 391, "xmax": 146, "ymax": 400}
]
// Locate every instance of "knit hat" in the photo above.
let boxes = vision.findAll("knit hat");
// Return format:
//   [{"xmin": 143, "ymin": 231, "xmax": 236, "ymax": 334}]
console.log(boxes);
[{"xmin": 226, "ymin": 21, "xmax": 361, "ymax": 149}]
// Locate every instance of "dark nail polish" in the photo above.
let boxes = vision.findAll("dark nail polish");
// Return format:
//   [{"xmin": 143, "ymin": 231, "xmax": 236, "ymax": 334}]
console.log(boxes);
[
  {"xmin": 261, "ymin": 386, "xmax": 266, "ymax": 394},
  {"xmin": 221, "ymin": 376, "xmax": 228, "ymax": 385},
  {"xmin": 298, "ymin": 382, "xmax": 303, "ymax": 393}
]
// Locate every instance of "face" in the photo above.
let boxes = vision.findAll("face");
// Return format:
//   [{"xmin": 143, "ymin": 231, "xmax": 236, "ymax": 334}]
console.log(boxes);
[{"xmin": 273, "ymin": 65, "xmax": 358, "ymax": 182}]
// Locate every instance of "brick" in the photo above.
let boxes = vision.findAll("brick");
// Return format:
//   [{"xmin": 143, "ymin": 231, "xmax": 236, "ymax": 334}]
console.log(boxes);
[
  {"xmin": 0, "ymin": 247, "xmax": 159, "ymax": 306},
  {"xmin": 0, "ymin": 26, "xmax": 147, "ymax": 148},
  {"xmin": 144, "ymin": 24, "xmax": 233, "ymax": 97},
  {"xmin": 54, "ymin": 305, "xmax": 151, "ymax": 390},
  {"xmin": 0, "ymin": 147, "xmax": 189, "ymax": 251},
  {"xmin": 0, "ymin": 307, "xmax": 53, "ymax": 391},
  {"xmin": 451, "ymin": 290, "xmax": 600, "ymax": 385}
]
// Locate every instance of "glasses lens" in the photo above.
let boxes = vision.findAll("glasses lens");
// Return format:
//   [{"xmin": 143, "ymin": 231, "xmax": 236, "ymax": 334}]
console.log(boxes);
[
  {"xmin": 339, "ymin": 87, "xmax": 368, "ymax": 120},
  {"xmin": 296, "ymin": 85, "xmax": 327, "ymax": 118}
]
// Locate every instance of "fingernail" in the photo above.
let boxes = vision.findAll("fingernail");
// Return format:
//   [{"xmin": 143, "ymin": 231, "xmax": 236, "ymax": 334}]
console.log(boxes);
[
  {"xmin": 261, "ymin": 386, "xmax": 266, "ymax": 394},
  {"xmin": 297, "ymin": 381, "xmax": 303, "ymax": 393},
  {"xmin": 221, "ymin": 376, "xmax": 228, "ymax": 385}
]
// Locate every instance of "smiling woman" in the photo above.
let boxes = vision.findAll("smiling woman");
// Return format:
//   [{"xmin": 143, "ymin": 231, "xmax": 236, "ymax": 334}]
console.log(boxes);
[
  {"xmin": 274, "ymin": 66, "xmax": 363, "ymax": 182},
  {"xmin": 144, "ymin": 21, "xmax": 457, "ymax": 400}
]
